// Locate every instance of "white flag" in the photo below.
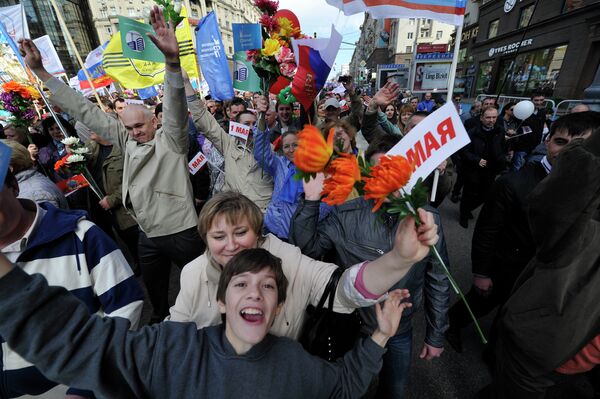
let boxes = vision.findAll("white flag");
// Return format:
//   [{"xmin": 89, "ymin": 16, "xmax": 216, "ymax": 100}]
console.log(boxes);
[{"xmin": 0, "ymin": 4, "xmax": 30, "ymax": 41}]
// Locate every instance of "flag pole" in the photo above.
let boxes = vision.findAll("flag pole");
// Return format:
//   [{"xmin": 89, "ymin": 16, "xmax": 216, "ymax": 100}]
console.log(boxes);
[
  {"xmin": 445, "ymin": 22, "xmax": 463, "ymax": 101},
  {"xmin": 46, "ymin": 0, "xmax": 105, "ymax": 110}
]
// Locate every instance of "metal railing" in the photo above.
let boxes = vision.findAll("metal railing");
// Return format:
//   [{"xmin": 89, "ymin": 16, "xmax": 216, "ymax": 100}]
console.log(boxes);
[
  {"xmin": 552, "ymin": 99, "xmax": 600, "ymax": 120},
  {"xmin": 475, "ymin": 94, "xmax": 556, "ymax": 112}
]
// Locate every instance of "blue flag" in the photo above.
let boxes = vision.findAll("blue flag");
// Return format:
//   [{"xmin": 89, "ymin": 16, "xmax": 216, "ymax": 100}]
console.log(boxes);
[
  {"xmin": 232, "ymin": 23, "xmax": 262, "ymax": 53},
  {"xmin": 0, "ymin": 141, "xmax": 12, "ymax": 191},
  {"xmin": 195, "ymin": 12, "xmax": 234, "ymax": 101},
  {"xmin": 137, "ymin": 86, "xmax": 158, "ymax": 100}
]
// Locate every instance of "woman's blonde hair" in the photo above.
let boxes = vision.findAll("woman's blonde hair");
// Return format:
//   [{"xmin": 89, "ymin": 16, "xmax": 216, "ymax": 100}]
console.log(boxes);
[
  {"xmin": 1, "ymin": 139, "xmax": 33, "ymax": 173},
  {"xmin": 197, "ymin": 191, "xmax": 264, "ymax": 244}
]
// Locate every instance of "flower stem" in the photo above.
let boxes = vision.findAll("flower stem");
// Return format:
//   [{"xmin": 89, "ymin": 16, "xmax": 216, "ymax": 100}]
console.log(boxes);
[{"xmin": 429, "ymin": 244, "xmax": 488, "ymax": 345}]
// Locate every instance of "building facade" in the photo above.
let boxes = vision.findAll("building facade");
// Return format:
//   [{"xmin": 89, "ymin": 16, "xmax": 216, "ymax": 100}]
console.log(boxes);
[
  {"xmin": 465, "ymin": 0, "xmax": 600, "ymax": 99},
  {"xmin": 1, "ymin": 0, "xmax": 99, "ymax": 76},
  {"xmin": 389, "ymin": 17, "xmax": 455, "ymax": 66}
]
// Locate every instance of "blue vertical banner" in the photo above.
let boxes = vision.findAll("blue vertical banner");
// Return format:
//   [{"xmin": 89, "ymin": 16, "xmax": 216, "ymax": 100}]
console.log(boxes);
[
  {"xmin": 195, "ymin": 12, "xmax": 234, "ymax": 101},
  {"xmin": 0, "ymin": 141, "xmax": 12, "ymax": 190},
  {"xmin": 232, "ymin": 23, "xmax": 262, "ymax": 53}
]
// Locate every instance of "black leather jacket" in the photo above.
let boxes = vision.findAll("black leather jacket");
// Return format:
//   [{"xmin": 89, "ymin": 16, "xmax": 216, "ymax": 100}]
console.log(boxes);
[
  {"xmin": 289, "ymin": 197, "xmax": 450, "ymax": 348},
  {"xmin": 472, "ymin": 161, "xmax": 548, "ymax": 278}
]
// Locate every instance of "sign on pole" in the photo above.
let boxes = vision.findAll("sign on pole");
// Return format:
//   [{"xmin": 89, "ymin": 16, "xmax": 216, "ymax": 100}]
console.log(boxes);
[
  {"xmin": 229, "ymin": 121, "xmax": 251, "ymax": 141},
  {"xmin": 188, "ymin": 151, "xmax": 208, "ymax": 174},
  {"xmin": 119, "ymin": 16, "xmax": 165, "ymax": 63},
  {"xmin": 387, "ymin": 102, "xmax": 470, "ymax": 191}
]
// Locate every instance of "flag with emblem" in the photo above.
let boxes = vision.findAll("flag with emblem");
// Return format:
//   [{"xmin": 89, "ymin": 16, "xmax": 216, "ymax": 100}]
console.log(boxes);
[{"xmin": 102, "ymin": 7, "xmax": 198, "ymax": 89}]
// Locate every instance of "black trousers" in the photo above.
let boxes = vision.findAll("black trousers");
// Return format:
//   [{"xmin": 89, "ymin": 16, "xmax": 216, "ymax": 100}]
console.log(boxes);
[
  {"xmin": 459, "ymin": 175, "xmax": 494, "ymax": 220},
  {"xmin": 138, "ymin": 227, "xmax": 205, "ymax": 322}
]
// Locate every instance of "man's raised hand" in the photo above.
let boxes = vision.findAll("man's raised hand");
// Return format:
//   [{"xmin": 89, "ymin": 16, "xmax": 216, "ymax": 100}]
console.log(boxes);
[
  {"xmin": 18, "ymin": 39, "xmax": 51, "ymax": 81},
  {"xmin": 147, "ymin": 6, "xmax": 180, "ymax": 65}
]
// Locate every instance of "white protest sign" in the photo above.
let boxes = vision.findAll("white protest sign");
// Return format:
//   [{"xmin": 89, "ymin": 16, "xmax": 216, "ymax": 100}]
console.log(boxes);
[
  {"xmin": 188, "ymin": 151, "xmax": 208, "ymax": 175},
  {"xmin": 0, "ymin": 4, "xmax": 30, "ymax": 41},
  {"xmin": 34, "ymin": 35, "xmax": 65, "ymax": 76},
  {"xmin": 125, "ymin": 99, "xmax": 144, "ymax": 105},
  {"xmin": 387, "ymin": 102, "xmax": 470, "ymax": 191},
  {"xmin": 229, "ymin": 121, "xmax": 251, "ymax": 141}
]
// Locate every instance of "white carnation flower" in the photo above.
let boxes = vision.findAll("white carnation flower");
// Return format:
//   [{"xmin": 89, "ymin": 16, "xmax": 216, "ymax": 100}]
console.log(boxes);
[
  {"xmin": 66, "ymin": 154, "xmax": 85, "ymax": 164},
  {"xmin": 72, "ymin": 147, "xmax": 90, "ymax": 154},
  {"xmin": 61, "ymin": 137, "xmax": 80, "ymax": 146}
]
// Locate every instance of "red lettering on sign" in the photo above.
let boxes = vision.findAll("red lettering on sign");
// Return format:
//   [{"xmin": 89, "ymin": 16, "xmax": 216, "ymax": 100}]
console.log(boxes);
[
  {"xmin": 424, "ymin": 132, "xmax": 441, "ymax": 158},
  {"xmin": 437, "ymin": 117, "xmax": 456, "ymax": 145},
  {"xmin": 406, "ymin": 141, "xmax": 426, "ymax": 167}
]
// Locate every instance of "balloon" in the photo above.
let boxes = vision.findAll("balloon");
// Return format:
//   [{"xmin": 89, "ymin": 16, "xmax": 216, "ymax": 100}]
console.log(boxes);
[
  {"xmin": 270, "ymin": 75, "xmax": 290, "ymax": 95},
  {"xmin": 274, "ymin": 9, "xmax": 300, "ymax": 31},
  {"xmin": 513, "ymin": 100, "xmax": 535, "ymax": 120}
]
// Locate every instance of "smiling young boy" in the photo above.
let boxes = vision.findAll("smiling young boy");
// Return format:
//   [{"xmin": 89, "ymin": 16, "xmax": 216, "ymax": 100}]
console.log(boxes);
[{"xmin": 0, "ymin": 248, "xmax": 411, "ymax": 398}]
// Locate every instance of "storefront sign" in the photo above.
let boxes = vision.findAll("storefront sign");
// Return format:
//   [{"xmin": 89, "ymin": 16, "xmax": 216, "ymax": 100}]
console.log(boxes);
[
  {"xmin": 413, "ymin": 62, "xmax": 451, "ymax": 91},
  {"xmin": 417, "ymin": 44, "xmax": 448, "ymax": 53},
  {"xmin": 461, "ymin": 26, "xmax": 479, "ymax": 43},
  {"xmin": 415, "ymin": 52, "xmax": 453, "ymax": 60},
  {"xmin": 488, "ymin": 39, "xmax": 533, "ymax": 57}
]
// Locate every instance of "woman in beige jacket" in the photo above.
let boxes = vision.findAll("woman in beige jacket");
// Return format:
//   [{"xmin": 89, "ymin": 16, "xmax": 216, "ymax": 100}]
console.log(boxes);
[{"xmin": 169, "ymin": 191, "xmax": 438, "ymax": 339}]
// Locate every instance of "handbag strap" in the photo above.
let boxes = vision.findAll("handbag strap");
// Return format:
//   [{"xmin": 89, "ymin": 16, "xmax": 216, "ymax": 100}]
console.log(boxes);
[{"xmin": 315, "ymin": 267, "xmax": 343, "ymax": 312}]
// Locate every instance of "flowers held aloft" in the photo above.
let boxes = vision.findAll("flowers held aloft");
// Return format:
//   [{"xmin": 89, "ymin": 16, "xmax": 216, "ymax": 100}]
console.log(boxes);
[
  {"xmin": 364, "ymin": 155, "xmax": 414, "ymax": 212},
  {"xmin": 0, "ymin": 81, "xmax": 40, "ymax": 128},
  {"xmin": 261, "ymin": 38, "xmax": 281, "ymax": 57},
  {"xmin": 321, "ymin": 153, "xmax": 361, "ymax": 206},
  {"xmin": 61, "ymin": 136, "xmax": 80, "ymax": 146},
  {"xmin": 54, "ymin": 137, "xmax": 89, "ymax": 174},
  {"xmin": 254, "ymin": 0, "xmax": 279, "ymax": 15},
  {"xmin": 293, "ymin": 125, "xmax": 334, "ymax": 175},
  {"xmin": 249, "ymin": 1, "xmax": 302, "ymax": 94}
]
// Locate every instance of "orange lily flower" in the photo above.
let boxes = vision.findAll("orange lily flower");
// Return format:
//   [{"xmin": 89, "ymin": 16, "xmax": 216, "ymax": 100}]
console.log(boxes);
[
  {"xmin": 363, "ymin": 155, "xmax": 414, "ymax": 212},
  {"xmin": 321, "ymin": 153, "xmax": 361, "ymax": 206},
  {"xmin": 293, "ymin": 125, "xmax": 334, "ymax": 173}
]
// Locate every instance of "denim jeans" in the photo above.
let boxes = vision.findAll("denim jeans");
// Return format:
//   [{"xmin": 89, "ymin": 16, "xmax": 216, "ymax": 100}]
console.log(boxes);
[
  {"xmin": 375, "ymin": 327, "xmax": 413, "ymax": 399},
  {"xmin": 511, "ymin": 151, "xmax": 527, "ymax": 172}
]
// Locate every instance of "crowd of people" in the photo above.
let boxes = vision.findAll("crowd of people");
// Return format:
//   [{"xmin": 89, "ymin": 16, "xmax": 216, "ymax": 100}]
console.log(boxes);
[{"xmin": 0, "ymin": 7, "xmax": 598, "ymax": 399}]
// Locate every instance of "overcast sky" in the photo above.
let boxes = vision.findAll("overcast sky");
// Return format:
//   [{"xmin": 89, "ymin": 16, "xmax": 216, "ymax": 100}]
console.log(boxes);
[{"xmin": 278, "ymin": 0, "xmax": 365, "ymax": 75}]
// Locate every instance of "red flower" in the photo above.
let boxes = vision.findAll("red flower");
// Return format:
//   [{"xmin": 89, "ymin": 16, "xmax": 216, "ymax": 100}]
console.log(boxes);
[
  {"xmin": 321, "ymin": 153, "xmax": 361, "ymax": 206},
  {"xmin": 363, "ymin": 155, "xmax": 414, "ymax": 212},
  {"xmin": 259, "ymin": 13, "xmax": 279, "ymax": 31},
  {"xmin": 255, "ymin": 0, "xmax": 279, "ymax": 15}
]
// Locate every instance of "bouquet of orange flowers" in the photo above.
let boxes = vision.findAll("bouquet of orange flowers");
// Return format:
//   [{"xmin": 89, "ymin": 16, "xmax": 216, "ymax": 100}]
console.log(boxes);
[
  {"xmin": 249, "ymin": 0, "xmax": 305, "ymax": 93},
  {"xmin": 293, "ymin": 124, "xmax": 487, "ymax": 344},
  {"xmin": 0, "ymin": 81, "xmax": 40, "ymax": 128}
]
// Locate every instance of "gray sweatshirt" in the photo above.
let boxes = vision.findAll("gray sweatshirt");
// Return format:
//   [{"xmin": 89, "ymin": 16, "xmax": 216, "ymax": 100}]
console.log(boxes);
[{"xmin": 0, "ymin": 268, "xmax": 386, "ymax": 398}]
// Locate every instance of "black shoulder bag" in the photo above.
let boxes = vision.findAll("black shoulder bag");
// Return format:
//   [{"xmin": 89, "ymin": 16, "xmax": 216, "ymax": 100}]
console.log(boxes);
[{"xmin": 299, "ymin": 267, "xmax": 362, "ymax": 361}]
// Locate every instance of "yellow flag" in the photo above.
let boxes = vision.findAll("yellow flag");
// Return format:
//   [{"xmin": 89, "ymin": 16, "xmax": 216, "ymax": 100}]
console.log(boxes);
[{"xmin": 102, "ymin": 7, "xmax": 198, "ymax": 89}]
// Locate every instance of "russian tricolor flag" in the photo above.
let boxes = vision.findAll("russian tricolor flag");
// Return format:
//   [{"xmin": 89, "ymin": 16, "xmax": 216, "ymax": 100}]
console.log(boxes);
[
  {"xmin": 291, "ymin": 26, "xmax": 342, "ymax": 112},
  {"xmin": 327, "ymin": 0, "xmax": 467, "ymax": 26}
]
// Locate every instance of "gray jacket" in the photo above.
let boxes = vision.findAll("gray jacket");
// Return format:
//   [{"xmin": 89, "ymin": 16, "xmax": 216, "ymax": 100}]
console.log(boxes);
[
  {"xmin": 16, "ymin": 168, "xmax": 68, "ymax": 209},
  {"xmin": 290, "ymin": 197, "xmax": 450, "ymax": 348}
]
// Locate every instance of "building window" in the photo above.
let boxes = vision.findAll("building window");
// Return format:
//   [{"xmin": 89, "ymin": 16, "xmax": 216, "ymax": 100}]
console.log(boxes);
[
  {"xmin": 406, "ymin": 45, "xmax": 412, "ymax": 53},
  {"xmin": 110, "ymin": 6, "xmax": 117, "ymax": 15},
  {"xmin": 420, "ymin": 29, "xmax": 430, "ymax": 38},
  {"xmin": 475, "ymin": 60, "xmax": 494, "ymax": 94},
  {"xmin": 458, "ymin": 47, "xmax": 466, "ymax": 63},
  {"xmin": 106, "ymin": 26, "xmax": 112, "ymax": 35},
  {"xmin": 500, "ymin": 44, "xmax": 568, "ymax": 96},
  {"xmin": 228, "ymin": 46, "xmax": 233, "ymax": 53},
  {"xmin": 488, "ymin": 19, "xmax": 499, "ymax": 39},
  {"xmin": 407, "ymin": 32, "xmax": 413, "ymax": 39},
  {"xmin": 128, "ymin": 7, "xmax": 135, "ymax": 16},
  {"xmin": 436, "ymin": 30, "xmax": 443, "ymax": 40},
  {"xmin": 191, "ymin": 10, "xmax": 199, "ymax": 18},
  {"xmin": 518, "ymin": 5, "xmax": 534, "ymax": 28},
  {"xmin": 100, "ymin": 9, "xmax": 107, "ymax": 18}
]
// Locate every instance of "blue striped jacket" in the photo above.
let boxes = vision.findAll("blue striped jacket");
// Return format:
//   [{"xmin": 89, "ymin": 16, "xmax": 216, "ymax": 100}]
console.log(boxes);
[{"xmin": 0, "ymin": 202, "xmax": 144, "ymax": 398}]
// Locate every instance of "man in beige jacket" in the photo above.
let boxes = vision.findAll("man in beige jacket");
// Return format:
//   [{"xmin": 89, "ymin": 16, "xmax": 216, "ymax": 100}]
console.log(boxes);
[{"xmin": 18, "ymin": 8, "xmax": 204, "ymax": 322}]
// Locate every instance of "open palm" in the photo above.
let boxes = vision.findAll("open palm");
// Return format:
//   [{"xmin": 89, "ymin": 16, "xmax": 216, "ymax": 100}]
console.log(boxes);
[
  {"xmin": 147, "ymin": 6, "xmax": 179, "ymax": 61},
  {"xmin": 373, "ymin": 82, "xmax": 401, "ymax": 107}
]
